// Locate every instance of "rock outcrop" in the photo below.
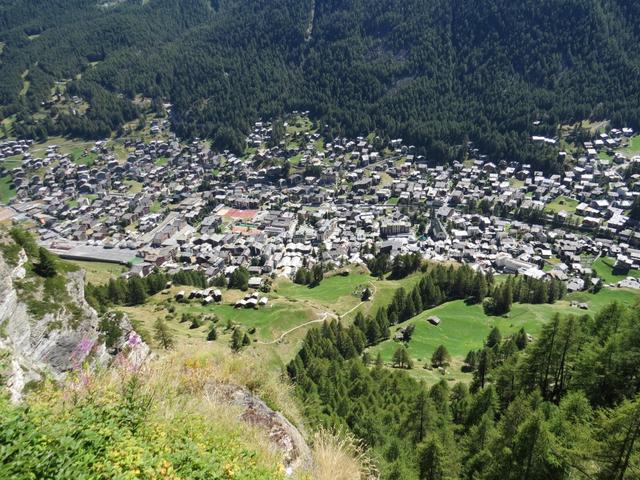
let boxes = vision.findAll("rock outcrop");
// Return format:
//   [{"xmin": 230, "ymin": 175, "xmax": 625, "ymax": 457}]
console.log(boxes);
[
  {"xmin": 0, "ymin": 249, "xmax": 148, "ymax": 402},
  {"xmin": 208, "ymin": 382, "xmax": 313, "ymax": 476}
]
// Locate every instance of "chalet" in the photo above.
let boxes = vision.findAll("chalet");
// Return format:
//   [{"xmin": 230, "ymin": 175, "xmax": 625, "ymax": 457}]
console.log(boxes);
[{"xmin": 427, "ymin": 316, "xmax": 441, "ymax": 326}]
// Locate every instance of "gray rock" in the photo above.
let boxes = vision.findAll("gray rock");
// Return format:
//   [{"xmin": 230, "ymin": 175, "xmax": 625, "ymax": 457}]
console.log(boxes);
[
  {"xmin": 208, "ymin": 382, "xmax": 312, "ymax": 476},
  {"xmin": 0, "ymin": 249, "xmax": 147, "ymax": 401}
]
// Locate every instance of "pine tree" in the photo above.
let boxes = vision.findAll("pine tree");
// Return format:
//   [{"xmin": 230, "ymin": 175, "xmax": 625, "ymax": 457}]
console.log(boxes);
[
  {"xmin": 418, "ymin": 437, "xmax": 446, "ymax": 480},
  {"xmin": 35, "ymin": 247, "xmax": 57, "ymax": 278},
  {"xmin": 375, "ymin": 352, "xmax": 384, "ymax": 368},
  {"xmin": 503, "ymin": 279, "xmax": 513, "ymax": 313},
  {"xmin": 230, "ymin": 328, "xmax": 243, "ymax": 352},
  {"xmin": 594, "ymin": 396, "xmax": 640, "ymax": 480},
  {"xmin": 403, "ymin": 294, "xmax": 416, "ymax": 321},
  {"xmin": 366, "ymin": 318, "xmax": 381, "ymax": 345},
  {"xmin": 354, "ymin": 311, "xmax": 367, "ymax": 332},
  {"xmin": 473, "ymin": 348, "xmax": 494, "ymax": 390},
  {"xmin": 107, "ymin": 278, "xmax": 126, "ymax": 304},
  {"xmin": 392, "ymin": 346, "xmax": 412, "ymax": 369},
  {"xmin": 474, "ymin": 273, "xmax": 488, "ymax": 304},
  {"xmin": 412, "ymin": 287, "xmax": 424, "ymax": 314},
  {"xmin": 207, "ymin": 325, "xmax": 217, "ymax": 341},
  {"xmin": 401, "ymin": 386, "xmax": 434, "ymax": 443},
  {"xmin": 311, "ymin": 263, "xmax": 324, "ymax": 287},
  {"xmin": 127, "ymin": 276, "xmax": 148, "ymax": 305},
  {"xmin": 486, "ymin": 327, "xmax": 502, "ymax": 349},
  {"xmin": 153, "ymin": 319, "xmax": 174, "ymax": 350},
  {"xmin": 431, "ymin": 345, "xmax": 451, "ymax": 368},
  {"xmin": 229, "ymin": 267, "xmax": 249, "ymax": 290}
]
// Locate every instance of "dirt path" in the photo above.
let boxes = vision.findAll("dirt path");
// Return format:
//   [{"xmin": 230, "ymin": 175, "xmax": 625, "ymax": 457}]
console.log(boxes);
[
  {"xmin": 258, "ymin": 281, "xmax": 377, "ymax": 345},
  {"xmin": 257, "ymin": 313, "xmax": 334, "ymax": 345}
]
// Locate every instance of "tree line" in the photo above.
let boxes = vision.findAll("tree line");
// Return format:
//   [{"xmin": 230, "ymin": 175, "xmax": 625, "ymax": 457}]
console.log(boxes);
[{"xmin": 85, "ymin": 269, "xmax": 207, "ymax": 312}]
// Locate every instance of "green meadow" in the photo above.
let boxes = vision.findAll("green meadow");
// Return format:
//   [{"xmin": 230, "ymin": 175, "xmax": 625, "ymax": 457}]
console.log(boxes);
[
  {"xmin": 369, "ymin": 288, "xmax": 638, "ymax": 364},
  {"xmin": 592, "ymin": 256, "xmax": 640, "ymax": 284}
]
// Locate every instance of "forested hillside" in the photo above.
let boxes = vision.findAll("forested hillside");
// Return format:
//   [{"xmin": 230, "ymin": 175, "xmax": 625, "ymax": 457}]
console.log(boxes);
[
  {"xmin": 1, "ymin": 0, "xmax": 639, "ymax": 168},
  {"xmin": 288, "ymin": 302, "xmax": 640, "ymax": 479}
]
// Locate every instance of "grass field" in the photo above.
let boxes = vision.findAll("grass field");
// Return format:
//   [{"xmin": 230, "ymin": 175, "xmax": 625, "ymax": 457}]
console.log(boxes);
[
  {"xmin": 67, "ymin": 260, "xmax": 126, "ymax": 285},
  {"xmin": 544, "ymin": 195, "xmax": 579, "ymax": 214},
  {"xmin": 274, "ymin": 269, "xmax": 422, "ymax": 319},
  {"xmin": 623, "ymin": 135, "xmax": 640, "ymax": 156},
  {"xmin": 124, "ymin": 180, "xmax": 143, "ymax": 193},
  {"xmin": 368, "ymin": 287, "xmax": 639, "ymax": 382},
  {"xmin": 0, "ymin": 176, "xmax": 15, "ymax": 204},
  {"xmin": 275, "ymin": 270, "xmax": 372, "ymax": 315},
  {"xmin": 286, "ymin": 116, "xmax": 314, "ymax": 135},
  {"xmin": 592, "ymin": 256, "xmax": 640, "ymax": 284},
  {"xmin": 118, "ymin": 268, "xmax": 422, "ymax": 368},
  {"xmin": 119, "ymin": 285, "xmax": 322, "ymax": 370},
  {"xmin": 150, "ymin": 200, "xmax": 163, "ymax": 213},
  {"xmin": 70, "ymin": 147, "xmax": 97, "ymax": 166},
  {"xmin": 1, "ymin": 156, "xmax": 22, "ymax": 170}
]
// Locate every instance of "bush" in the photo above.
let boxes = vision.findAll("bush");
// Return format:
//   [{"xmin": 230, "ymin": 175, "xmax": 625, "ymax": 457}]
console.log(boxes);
[{"xmin": 0, "ymin": 371, "xmax": 285, "ymax": 479}]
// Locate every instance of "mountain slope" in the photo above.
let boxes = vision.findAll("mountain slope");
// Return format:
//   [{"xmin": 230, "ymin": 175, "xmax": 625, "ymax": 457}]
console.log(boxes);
[
  {"xmin": 0, "ymin": 228, "xmax": 148, "ymax": 401},
  {"xmin": 1, "ymin": 0, "xmax": 639, "ymax": 169}
]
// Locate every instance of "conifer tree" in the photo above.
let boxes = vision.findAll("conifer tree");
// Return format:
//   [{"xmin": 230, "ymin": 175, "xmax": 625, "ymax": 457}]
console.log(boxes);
[
  {"xmin": 127, "ymin": 276, "xmax": 148, "ymax": 305},
  {"xmin": 230, "ymin": 328, "xmax": 243, "ymax": 352},
  {"xmin": 418, "ymin": 437, "xmax": 446, "ymax": 480},
  {"xmin": 153, "ymin": 319, "xmax": 174, "ymax": 350},
  {"xmin": 35, "ymin": 247, "xmax": 57, "ymax": 278},
  {"xmin": 207, "ymin": 325, "xmax": 217, "ymax": 341},
  {"xmin": 431, "ymin": 345, "xmax": 452, "ymax": 368}
]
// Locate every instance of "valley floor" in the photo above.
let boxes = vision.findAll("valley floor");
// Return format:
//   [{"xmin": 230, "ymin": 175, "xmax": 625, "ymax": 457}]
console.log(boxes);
[{"xmin": 109, "ymin": 265, "xmax": 639, "ymax": 385}]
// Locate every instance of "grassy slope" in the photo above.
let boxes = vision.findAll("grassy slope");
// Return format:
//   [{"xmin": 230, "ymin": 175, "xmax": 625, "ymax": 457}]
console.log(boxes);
[
  {"xmin": 67, "ymin": 259, "xmax": 126, "ymax": 285},
  {"xmin": 119, "ymin": 270, "xmax": 422, "ymax": 370},
  {"xmin": 592, "ymin": 256, "xmax": 640, "ymax": 283},
  {"xmin": 368, "ymin": 287, "xmax": 639, "ymax": 381},
  {"xmin": 0, "ymin": 351, "xmax": 293, "ymax": 480},
  {"xmin": 0, "ymin": 176, "xmax": 15, "ymax": 204},
  {"xmin": 622, "ymin": 135, "xmax": 640, "ymax": 156}
]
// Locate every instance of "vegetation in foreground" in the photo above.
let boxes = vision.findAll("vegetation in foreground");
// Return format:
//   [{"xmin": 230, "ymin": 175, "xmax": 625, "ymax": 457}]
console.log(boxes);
[
  {"xmin": 0, "ymin": 349, "xmax": 377, "ymax": 480},
  {"xmin": 0, "ymin": 353, "xmax": 288, "ymax": 479}
]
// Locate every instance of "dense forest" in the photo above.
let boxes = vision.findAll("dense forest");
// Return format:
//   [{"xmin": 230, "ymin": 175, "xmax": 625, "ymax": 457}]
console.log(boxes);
[
  {"xmin": 288, "ymin": 301, "xmax": 640, "ymax": 479},
  {"xmin": 1, "ymin": 0, "xmax": 640, "ymax": 170}
]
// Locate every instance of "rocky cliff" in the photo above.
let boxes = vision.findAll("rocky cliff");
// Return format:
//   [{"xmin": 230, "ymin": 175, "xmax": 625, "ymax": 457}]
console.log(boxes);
[{"xmin": 0, "ymin": 247, "xmax": 148, "ymax": 402}]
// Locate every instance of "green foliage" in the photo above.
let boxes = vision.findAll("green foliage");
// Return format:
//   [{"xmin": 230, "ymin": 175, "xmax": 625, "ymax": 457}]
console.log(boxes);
[
  {"xmin": 153, "ymin": 318, "xmax": 174, "ymax": 350},
  {"xmin": 8, "ymin": 227, "xmax": 38, "ymax": 257},
  {"xmin": 230, "ymin": 328, "xmax": 244, "ymax": 352},
  {"xmin": 392, "ymin": 346, "xmax": 413, "ymax": 369},
  {"xmin": 430, "ymin": 345, "xmax": 451, "ymax": 368},
  {"xmin": 33, "ymin": 247, "xmax": 57, "ymax": 278},
  {"xmin": 229, "ymin": 267, "xmax": 249, "ymax": 291},
  {"xmin": 289, "ymin": 297, "xmax": 640, "ymax": 479},
  {"xmin": 207, "ymin": 325, "xmax": 217, "ymax": 341},
  {"xmin": 389, "ymin": 253, "xmax": 422, "ymax": 280},
  {"xmin": 98, "ymin": 314, "xmax": 123, "ymax": 349},
  {"xmin": 0, "ymin": 373, "xmax": 284, "ymax": 479},
  {"xmin": 3, "ymin": 1, "xmax": 640, "ymax": 169},
  {"xmin": 87, "ymin": 271, "xmax": 207, "ymax": 310},
  {"xmin": 0, "ymin": 242, "xmax": 21, "ymax": 266}
]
